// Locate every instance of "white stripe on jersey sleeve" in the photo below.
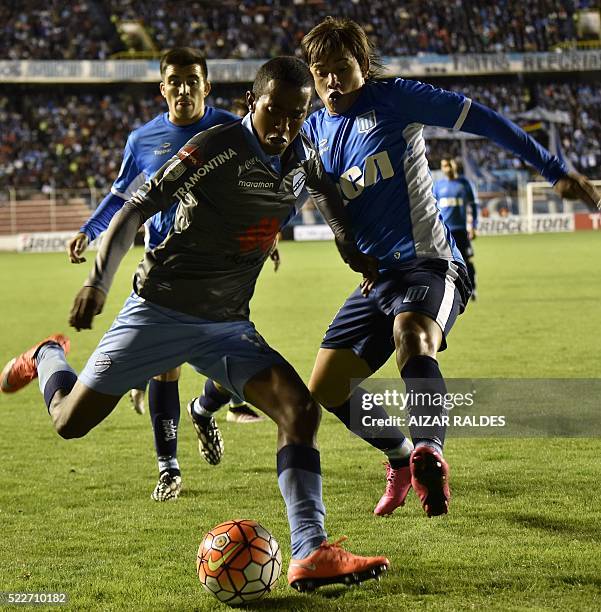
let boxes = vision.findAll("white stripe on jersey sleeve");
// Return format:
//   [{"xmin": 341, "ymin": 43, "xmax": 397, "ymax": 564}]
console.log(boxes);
[
  {"xmin": 402, "ymin": 123, "xmax": 453, "ymax": 260},
  {"xmin": 110, "ymin": 171, "xmax": 147, "ymax": 201},
  {"xmin": 452, "ymin": 98, "xmax": 472, "ymax": 131}
]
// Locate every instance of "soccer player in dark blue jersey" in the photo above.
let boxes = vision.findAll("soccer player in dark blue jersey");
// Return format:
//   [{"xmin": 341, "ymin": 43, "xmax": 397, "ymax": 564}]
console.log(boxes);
[
  {"xmin": 66, "ymin": 47, "xmax": 250, "ymax": 502},
  {"xmin": 1, "ymin": 57, "xmax": 388, "ymax": 591},
  {"xmin": 434, "ymin": 157, "xmax": 478, "ymax": 298},
  {"xmin": 300, "ymin": 17, "xmax": 600, "ymax": 518}
]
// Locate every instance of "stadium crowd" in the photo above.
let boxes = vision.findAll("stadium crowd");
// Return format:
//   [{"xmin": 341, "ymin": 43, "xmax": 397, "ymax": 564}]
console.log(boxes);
[
  {"xmin": 1, "ymin": 80, "xmax": 598, "ymax": 193},
  {"xmin": 0, "ymin": 0, "xmax": 594, "ymax": 59}
]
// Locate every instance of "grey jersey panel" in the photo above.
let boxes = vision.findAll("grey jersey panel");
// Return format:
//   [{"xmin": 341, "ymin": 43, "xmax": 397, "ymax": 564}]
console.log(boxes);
[{"xmin": 130, "ymin": 122, "xmax": 324, "ymax": 321}]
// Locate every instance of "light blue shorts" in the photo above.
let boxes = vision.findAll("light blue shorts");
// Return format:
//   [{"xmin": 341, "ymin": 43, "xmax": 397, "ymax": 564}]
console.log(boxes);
[{"xmin": 79, "ymin": 293, "xmax": 288, "ymax": 399}]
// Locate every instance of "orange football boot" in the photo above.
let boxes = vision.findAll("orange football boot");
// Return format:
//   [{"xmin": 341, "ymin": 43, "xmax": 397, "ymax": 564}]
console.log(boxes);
[
  {"xmin": 288, "ymin": 537, "xmax": 389, "ymax": 592},
  {"xmin": 0, "ymin": 334, "xmax": 70, "ymax": 393}
]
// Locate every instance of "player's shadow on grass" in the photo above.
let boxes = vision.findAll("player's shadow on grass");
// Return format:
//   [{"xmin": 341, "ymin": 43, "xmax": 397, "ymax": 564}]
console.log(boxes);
[{"xmin": 509, "ymin": 512, "xmax": 600, "ymax": 541}]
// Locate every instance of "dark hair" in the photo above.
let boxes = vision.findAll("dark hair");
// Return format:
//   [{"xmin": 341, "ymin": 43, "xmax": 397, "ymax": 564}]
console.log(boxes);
[
  {"xmin": 301, "ymin": 17, "xmax": 384, "ymax": 80},
  {"xmin": 160, "ymin": 47, "xmax": 208, "ymax": 80},
  {"xmin": 252, "ymin": 56, "xmax": 313, "ymax": 97}
]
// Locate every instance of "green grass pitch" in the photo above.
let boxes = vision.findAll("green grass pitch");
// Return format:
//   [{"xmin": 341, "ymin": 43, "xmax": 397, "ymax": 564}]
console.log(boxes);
[{"xmin": 0, "ymin": 232, "xmax": 600, "ymax": 611}]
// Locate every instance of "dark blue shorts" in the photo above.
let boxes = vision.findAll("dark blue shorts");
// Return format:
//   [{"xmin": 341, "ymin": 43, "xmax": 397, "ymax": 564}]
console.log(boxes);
[{"xmin": 321, "ymin": 259, "xmax": 471, "ymax": 372}]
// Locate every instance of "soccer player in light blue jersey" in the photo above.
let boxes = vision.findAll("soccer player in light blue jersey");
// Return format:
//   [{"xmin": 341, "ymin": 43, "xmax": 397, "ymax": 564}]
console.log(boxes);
[
  {"xmin": 301, "ymin": 17, "xmax": 600, "ymax": 518},
  {"xmin": 434, "ymin": 157, "xmax": 478, "ymax": 298},
  {"xmin": 66, "ymin": 47, "xmax": 252, "ymax": 502}
]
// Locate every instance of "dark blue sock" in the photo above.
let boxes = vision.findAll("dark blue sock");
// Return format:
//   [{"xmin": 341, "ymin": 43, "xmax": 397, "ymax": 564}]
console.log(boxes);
[
  {"xmin": 35, "ymin": 344, "xmax": 77, "ymax": 413},
  {"xmin": 401, "ymin": 355, "xmax": 447, "ymax": 453},
  {"xmin": 332, "ymin": 386, "xmax": 410, "ymax": 468},
  {"xmin": 149, "ymin": 380, "xmax": 181, "ymax": 474},
  {"xmin": 199, "ymin": 379, "xmax": 232, "ymax": 413},
  {"xmin": 277, "ymin": 445, "xmax": 326, "ymax": 558},
  {"xmin": 42, "ymin": 371, "xmax": 77, "ymax": 411}
]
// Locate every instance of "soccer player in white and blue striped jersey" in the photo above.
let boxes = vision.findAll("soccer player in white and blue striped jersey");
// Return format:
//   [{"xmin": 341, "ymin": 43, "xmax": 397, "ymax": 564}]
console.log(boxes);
[{"xmin": 301, "ymin": 17, "xmax": 601, "ymax": 518}]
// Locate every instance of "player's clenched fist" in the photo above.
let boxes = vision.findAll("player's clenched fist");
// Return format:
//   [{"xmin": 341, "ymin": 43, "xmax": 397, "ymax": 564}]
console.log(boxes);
[
  {"xmin": 69, "ymin": 286, "xmax": 106, "ymax": 330},
  {"xmin": 554, "ymin": 172, "xmax": 601, "ymax": 211},
  {"xmin": 67, "ymin": 232, "xmax": 89, "ymax": 264}
]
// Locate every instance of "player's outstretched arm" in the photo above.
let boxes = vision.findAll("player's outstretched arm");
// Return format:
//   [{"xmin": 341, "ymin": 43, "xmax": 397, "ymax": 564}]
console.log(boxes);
[
  {"xmin": 69, "ymin": 201, "xmax": 146, "ymax": 331},
  {"xmin": 553, "ymin": 172, "xmax": 601, "ymax": 211},
  {"xmin": 69, "ymin": 151, "xmax": 197, "ymax": 330},
  {"xmin": 461, "ymin": 104, "xmax": 601, "ymax": 209}
]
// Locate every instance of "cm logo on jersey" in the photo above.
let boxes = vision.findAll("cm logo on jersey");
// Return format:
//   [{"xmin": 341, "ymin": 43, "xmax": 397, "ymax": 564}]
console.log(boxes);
[{"xmin": 339, "ymin": 150, "xmax": 394, "ymax": 200}]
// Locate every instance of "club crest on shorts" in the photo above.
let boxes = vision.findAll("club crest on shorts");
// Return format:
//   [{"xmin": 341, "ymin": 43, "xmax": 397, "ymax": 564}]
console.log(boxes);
[
  {"xmin": 94, "ymin": 353, "xmax": 112, "ymax": 373},
  {"xmin": 403, "ymin": 285, "xmax": 429, "ymax": 303},
  {"xmin": 356, "ymin": 110, "xmax": 377, "ymax": 133}
]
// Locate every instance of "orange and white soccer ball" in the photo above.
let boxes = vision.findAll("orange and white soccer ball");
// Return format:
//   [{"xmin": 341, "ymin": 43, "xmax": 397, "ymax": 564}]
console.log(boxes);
[{"xmin": 197, "ymin": 519, "xmax": 282, "ymax": 605}]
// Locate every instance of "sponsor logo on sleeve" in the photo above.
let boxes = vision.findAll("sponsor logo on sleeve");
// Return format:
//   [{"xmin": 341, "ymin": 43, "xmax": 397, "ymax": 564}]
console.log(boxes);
[
  {"xmin": 177, "ymin": 144, "xmax": 203, "ymax": 167},
  {"xmin": 163, "ymin": 159, "xmax": 186, "ymax": 181}
]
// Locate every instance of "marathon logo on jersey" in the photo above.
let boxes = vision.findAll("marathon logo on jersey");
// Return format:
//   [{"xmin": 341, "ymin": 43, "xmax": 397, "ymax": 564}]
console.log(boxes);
[
  {"xmin": 238, "ymin": 180, "xmax": 275, "ymax": 189},
  {"xmin": 174, "ymin": 148, "xmax": 238, "ymax": 198},
  {"xmin": 403, "ymin": 285, "xmax": 429, "ymax": 303},
  {"xmin": 356, "ymin": 110, "xmax": 377, "ymax": 133},
  {"xmin": 153, "ymin": 142, "xmax": 172, "ymax": 155},
  {"xmin": 291, "ymin": 170, "xmax": 306, "ymax": 197},
  {"xmin": 94, "ymin": 353, "xmax": 112, "ymax": 373},
  {"xmin": 177, "ymin": 144, "xmax": 203, "ymax": 168}
]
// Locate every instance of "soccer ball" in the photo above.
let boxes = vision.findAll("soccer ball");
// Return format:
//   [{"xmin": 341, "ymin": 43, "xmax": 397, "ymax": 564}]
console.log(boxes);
[{"xmin": 197, "ymin": 519, "xmax": 282, "ymax": 605}]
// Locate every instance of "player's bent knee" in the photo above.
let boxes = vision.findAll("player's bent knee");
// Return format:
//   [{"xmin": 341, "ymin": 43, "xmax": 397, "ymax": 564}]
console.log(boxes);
[
  {"xmin": 49, "ymin": 383, "xmax": 121, "ymax": 440},
  {"xmin": 279, "ymin": 397, "xmax": 321, "ymax": 444},
  {"xmin": 308, "ymin": 381, "xmax": 346, "ymax": 411},
  {"xmin": 309, "ymin": 349, "xmax": 370, "ymax": 409},
  {"xmin": 394, "ymin": 315, "xmax": 440, "ymax": 366}
]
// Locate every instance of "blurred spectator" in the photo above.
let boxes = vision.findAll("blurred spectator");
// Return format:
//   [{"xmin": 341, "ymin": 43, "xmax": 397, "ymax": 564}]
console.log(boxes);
[
  {"xmin": 1, "ymin": 79, "xmax": 599, "ymax": 194},
  {"xmin": 0, "ymin": 1, "xmax": 593, "ymax": 59},
  {"xmin": 0, "ymin": 0, "xmax": 121, "ymax": 59}
]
